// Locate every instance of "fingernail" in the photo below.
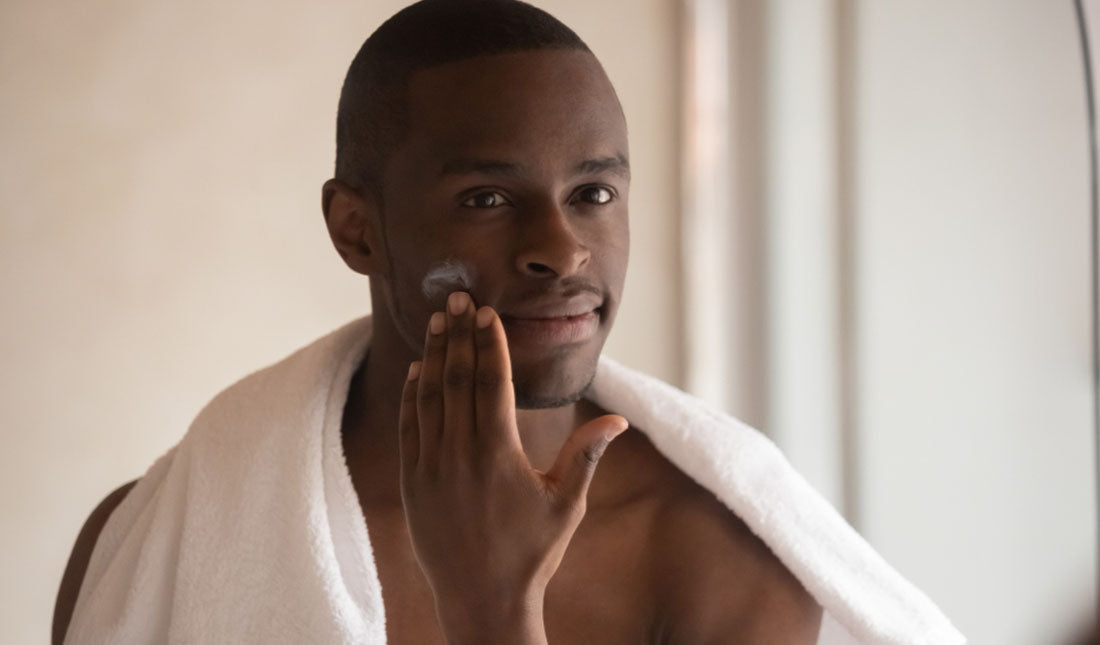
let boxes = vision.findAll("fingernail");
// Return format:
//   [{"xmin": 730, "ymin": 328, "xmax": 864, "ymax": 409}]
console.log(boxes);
[
  {"xmin": 407, "ymin": 361, "xmax": 421, "ymax": 381},
  {"xmin": 447, "ymin": 291, "xmax": 469, "ymax": 316},
  {"xmin": 475, "ymin": 306, "xmax": 493, "ymax": 328},
  {"xmin": 429, "ymin": 312, "xmax": 445, "ymax": 334}
]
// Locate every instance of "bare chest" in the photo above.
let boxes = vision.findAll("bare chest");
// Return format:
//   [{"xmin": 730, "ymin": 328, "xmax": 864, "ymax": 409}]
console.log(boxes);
[{"xmin": 362, "ymin": 502, "xmax": 661, "ymax": 645}]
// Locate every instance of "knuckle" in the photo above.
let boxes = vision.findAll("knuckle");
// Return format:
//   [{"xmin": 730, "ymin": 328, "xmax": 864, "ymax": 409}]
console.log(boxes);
[
  {"xmin": 474, "ymin": 368, "xmax": 506, "ymax": 391},
  {"xmin": 418, "ymin": 381, "xmax": 442, "ymax": 404},
  {"xmin": 474, "ymin": 326, "xmax": 496, "ymax": 348},
  {"xmin": 447, "ymin": 318, "xmax": 471, "ymax": 339},
  {"xmin": 424, "ymin": 333, "xmax": 447, "ymax": 356},
  {"xmin": 579, "ymin": 440, "xmax": 609, "ymax": 467},
  {"xmin": 443, "ymin": 364, "xmax": 475, "ymax": 389}
]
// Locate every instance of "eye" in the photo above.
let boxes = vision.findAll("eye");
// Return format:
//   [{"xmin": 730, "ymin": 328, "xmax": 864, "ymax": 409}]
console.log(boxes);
[
  {"xmin": 461, "ymin": 191, "xmax": 510, "ymax": 208},
  {"xmin": 575, "ymin": 185, "xmax": 615, "ymax": 205}
]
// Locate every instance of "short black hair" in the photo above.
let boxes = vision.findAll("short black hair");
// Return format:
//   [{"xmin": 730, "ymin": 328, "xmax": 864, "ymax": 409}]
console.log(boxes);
[{"xmin": 335, "ymin": 0, "xmax": 591, "ymax": 193}]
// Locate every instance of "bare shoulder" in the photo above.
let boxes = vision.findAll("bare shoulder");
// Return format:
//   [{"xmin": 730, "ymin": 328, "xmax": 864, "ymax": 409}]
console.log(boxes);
[
  {"xmin": 52, "ymin": 479, "xmax": 139, "ymax": 645},
  {"xmin": 617, "ymin": 431, "xmax": 822, "ymax": 644}
]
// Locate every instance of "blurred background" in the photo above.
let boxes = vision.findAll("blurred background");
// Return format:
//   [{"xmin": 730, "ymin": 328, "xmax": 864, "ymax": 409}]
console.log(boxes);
[{"xmin": 0, "ymin": 0, "xmax": 1094, "ymax": 643}]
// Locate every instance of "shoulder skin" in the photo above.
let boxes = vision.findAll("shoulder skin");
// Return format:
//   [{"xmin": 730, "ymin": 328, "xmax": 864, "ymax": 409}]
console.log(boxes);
[{"xmin": 52, "ymin": 479, "xmax": 138, "ymax": 645}]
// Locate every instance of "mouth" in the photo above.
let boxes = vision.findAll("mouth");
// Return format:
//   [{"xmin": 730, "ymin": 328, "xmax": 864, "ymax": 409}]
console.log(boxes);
[{"xmin": 500, "ymin": 309, "xmax": 601, "ymax": 346}]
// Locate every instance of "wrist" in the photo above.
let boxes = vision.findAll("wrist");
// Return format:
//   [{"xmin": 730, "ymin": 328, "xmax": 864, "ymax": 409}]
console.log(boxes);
[{"xmin": 434, "ymin": 588, "xmax": 547, "ymax": 645}]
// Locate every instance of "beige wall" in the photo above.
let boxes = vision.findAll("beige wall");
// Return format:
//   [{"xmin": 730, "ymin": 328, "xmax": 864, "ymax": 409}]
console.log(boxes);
[{"xmin": 0, "ymin": 1, "xmax": 680, "ymax": 641}]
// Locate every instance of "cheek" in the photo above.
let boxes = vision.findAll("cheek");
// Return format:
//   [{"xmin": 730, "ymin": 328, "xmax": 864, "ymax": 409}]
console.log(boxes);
[
  {"xmin": 594, "ymin": 215, "xmax": 630, "ymax": 280},
  {"xmin": 618, "ymin": 217, "xmax": 630, "ymax": 269},
  {"xmin": 419, "ymin": 258, "xmax": 479, "ymax": 304}
]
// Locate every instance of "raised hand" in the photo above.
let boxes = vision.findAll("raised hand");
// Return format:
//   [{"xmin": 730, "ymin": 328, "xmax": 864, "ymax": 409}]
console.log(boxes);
[{"xmin": 397, "ymin": 291, "xmax": 628, "ymax": 644}]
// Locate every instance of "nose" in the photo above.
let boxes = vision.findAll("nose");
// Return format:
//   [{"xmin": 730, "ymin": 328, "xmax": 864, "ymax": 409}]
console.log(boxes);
[{"xmin": 515, "ymin": 201, "xmax": 591, "ymax": 279}]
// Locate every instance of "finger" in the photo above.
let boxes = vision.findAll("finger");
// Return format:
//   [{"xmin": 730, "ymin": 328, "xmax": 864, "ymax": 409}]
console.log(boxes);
[
  {"xmin": 398, "ymin": 361, "xmax": 422, "ymax": 474},
  {"xmin": 545, "ymin": 415, "xmax": 629, "ymax": 507},
  {"xmin": 442, "ymin": 291, "xmax": 477, "ymax": 452},
  {"xmin": 473, "ymin": 305, "xmax": 521, "ymax": 456},
  {"xmin": 417, "ymin": 310, "xmax": 447, "ymax": 465}
]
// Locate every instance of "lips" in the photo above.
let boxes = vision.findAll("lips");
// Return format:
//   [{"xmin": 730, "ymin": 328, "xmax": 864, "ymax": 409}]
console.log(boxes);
[
  {"xmin": 498, "ymin": 294, "xmax": 603, "ymax": 345},
  {"xmin": 498, "ymin": 293, "xmax": 603, "ymax": 320},
  {"xmin": 500, "ymin": 311, "xmax": 600, "ymax": 345}
]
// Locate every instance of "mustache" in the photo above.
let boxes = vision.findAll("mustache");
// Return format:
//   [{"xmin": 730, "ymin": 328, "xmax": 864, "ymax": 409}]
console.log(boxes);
[
  {"xmin": 495, "ymin": 277, "xmax": 605, "ymax": 309},
  {"xmin": 415, "ymin": 263, "xmax": 605, "ymax": 313}
]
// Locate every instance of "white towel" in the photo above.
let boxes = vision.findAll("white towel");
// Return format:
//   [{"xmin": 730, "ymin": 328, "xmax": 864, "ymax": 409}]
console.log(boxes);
[{"xmin": 65, "ymin": 316, "xmax": 964, "ymax": 644}]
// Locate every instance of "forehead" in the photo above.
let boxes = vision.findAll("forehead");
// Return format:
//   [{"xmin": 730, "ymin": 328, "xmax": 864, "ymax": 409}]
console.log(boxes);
[{"xmin": 394, "ymin": 49, "xmax": 628, "ymax": 177}]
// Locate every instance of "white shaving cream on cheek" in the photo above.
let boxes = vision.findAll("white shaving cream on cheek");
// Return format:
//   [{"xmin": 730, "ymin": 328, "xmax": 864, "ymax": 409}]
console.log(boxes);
[{"xmin": 420, "ymin": 258, "xmax": 477, "ymax": 304}]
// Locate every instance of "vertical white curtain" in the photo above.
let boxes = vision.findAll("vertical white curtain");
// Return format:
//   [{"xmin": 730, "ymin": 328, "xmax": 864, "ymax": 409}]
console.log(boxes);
[{"xmin": 680, "ymin": 0, "xmax": 853, "ymax": 516}]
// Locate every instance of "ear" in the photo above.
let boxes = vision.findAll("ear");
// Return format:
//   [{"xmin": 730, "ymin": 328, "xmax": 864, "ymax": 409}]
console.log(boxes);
[{"xmin": 322, "ymin": 178, "xmax": 387, "ymax": 277}]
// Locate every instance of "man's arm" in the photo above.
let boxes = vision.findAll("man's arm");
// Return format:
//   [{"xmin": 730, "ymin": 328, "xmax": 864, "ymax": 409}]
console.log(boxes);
[
  {"xmin": 52, "ymin": 480, "xmax": 138, "ymax": 645},
  {"xmin": 655, "ymin": 490, "xmax": 823, "ymax": 644}
]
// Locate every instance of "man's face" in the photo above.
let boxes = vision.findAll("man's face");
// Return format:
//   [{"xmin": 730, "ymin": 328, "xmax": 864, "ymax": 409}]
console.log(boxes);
[{"xmin": 377, "ymin": 49, "xmax": 630, "ymax": 409}]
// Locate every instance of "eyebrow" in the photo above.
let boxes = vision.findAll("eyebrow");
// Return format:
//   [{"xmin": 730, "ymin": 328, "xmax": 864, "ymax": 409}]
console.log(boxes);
[
  {"xmin": 438, "ymin": 158, "xmax": 524, "ymax": 178},
  {"xmin": 438, "ymin": 154, "xmax": 630, "ymax": 179},
  {"xmin": 574, "ymin": 155, "xmax": 630, "ymax": 179}
]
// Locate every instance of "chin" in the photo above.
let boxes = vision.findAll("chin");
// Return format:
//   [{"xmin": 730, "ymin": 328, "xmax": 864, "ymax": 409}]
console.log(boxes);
[{"xmin": 511, "ymin": 349, "xmax": 600, "ymax": 409}]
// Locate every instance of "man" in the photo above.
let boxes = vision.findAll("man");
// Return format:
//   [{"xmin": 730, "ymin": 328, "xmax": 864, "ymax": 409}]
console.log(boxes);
[{"xmin": 54, "ymin": 2, "xmax": 962, "ymax": 643}]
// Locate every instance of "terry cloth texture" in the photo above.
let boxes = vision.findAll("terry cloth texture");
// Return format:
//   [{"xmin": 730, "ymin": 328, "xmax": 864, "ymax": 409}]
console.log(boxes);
[{"xmin": 66, "ymin": 316, "xmax": 965, "ymax": 644}]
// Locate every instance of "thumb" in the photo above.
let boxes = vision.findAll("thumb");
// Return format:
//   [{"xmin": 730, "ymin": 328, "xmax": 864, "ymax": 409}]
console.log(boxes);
[{"xmin": 546, "ymin": 414, "xmax": 629, "ymax": 504}]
